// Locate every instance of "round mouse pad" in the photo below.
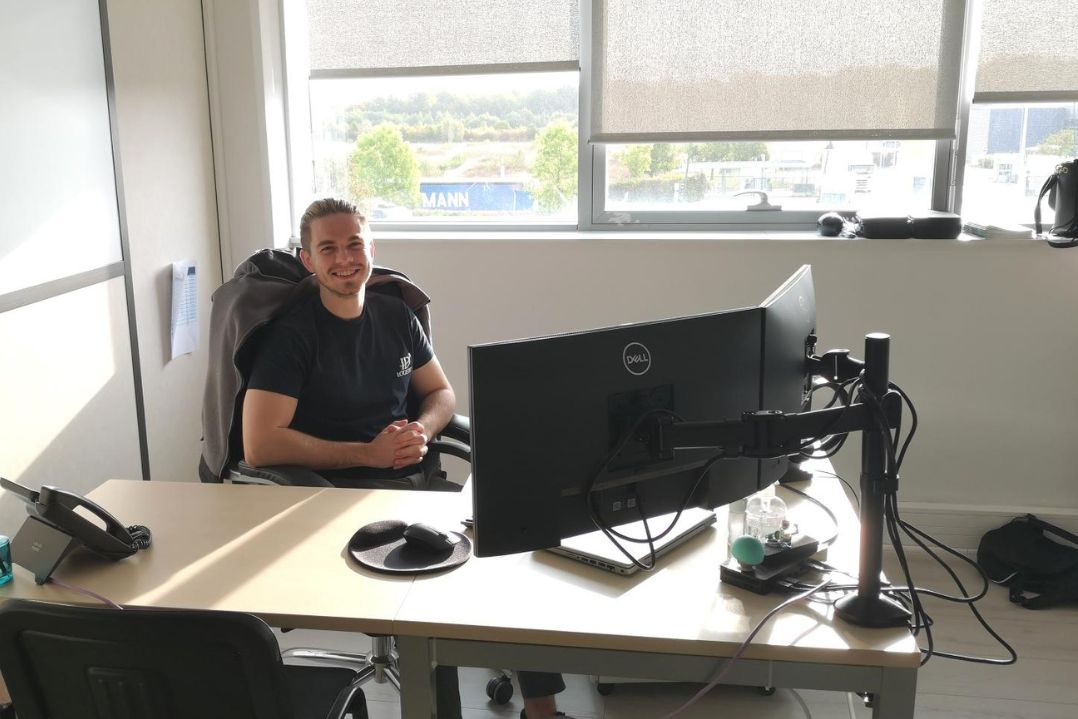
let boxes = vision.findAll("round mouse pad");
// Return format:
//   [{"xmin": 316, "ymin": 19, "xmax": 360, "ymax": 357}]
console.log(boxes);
[{"xmin": 348, "ymin": 521, "xmax": 471, "ymax": 575}]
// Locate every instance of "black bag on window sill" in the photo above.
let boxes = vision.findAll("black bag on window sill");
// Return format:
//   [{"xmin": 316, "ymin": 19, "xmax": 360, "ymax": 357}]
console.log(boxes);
[
  {"xmin": 1035, "ymin": 159, "xmax": 1078, "ymax": 248},
  {"xmin": 977, "ymin": 514, "xmax": 1078, "ymax": 609}
]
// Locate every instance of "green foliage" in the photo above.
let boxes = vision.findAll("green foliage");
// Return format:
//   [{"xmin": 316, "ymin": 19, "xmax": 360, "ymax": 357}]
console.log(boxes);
[
  {"xmin": 622, "ymin": 145, "xmax": 653, "ymax": 179},
  {"xmin": 649, "ymin": 144, "xmax": 679, "ymax": 174},
  {"xmin": 1038, "ymin": 128, "xmax": 1077, "ymax": 157},
  {"xmin": 532, "ymin": 120, "xmax": 578, "ymax": 212},
  {"xmin": 348, "ymin": 125, "xmax": 420, "ymax": 207},
  {"xmin": 688, "ymin": 142, "xmax": 769, "ymax": 162},
  {"xmin": 330, "ymin": 87, "xmax": 578, "ymax": 144}
]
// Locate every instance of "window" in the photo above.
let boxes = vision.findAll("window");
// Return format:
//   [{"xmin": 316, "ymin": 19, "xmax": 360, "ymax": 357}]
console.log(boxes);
[
  {"xmin": 286, "ymin": 0, "xmax": 1078, "ymax": 233},
  {"xmin": 962, "ymin": 103, "xmax": 1078, "ymax": 226},
  {"xmin": 602, "ymin": 140, "xmax": 936, "ymax": 216},
  {"xmin": 958, "ymin": 1, "xmax": 1078, "ymax": 227},
  {"xmin": 308, "ymin": 72, "xmax": 579, "ymax": 224}
]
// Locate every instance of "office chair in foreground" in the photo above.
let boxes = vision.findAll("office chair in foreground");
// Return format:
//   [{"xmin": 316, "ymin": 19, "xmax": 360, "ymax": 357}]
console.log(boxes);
[{"xmin": 0, "ymin": 599, "xmax": 369, "ymax": 719}]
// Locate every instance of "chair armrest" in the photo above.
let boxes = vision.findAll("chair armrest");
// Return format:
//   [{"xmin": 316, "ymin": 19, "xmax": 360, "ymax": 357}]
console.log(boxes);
[
  {"xmin": 231, "ymin": 462, "xmax": 334, "ymax": 487},
  {"xmin": 439, "ymin": 414, "xmax": 470, "ymax": 444},
  {"xmin": 428, "ymin": 437, "xmax": 470, "ymax": 463}
]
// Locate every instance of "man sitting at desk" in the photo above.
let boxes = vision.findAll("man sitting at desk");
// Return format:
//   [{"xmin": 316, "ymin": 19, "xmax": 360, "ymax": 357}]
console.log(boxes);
[{"xmin": 243, "ymin": 198, "xmax": 575, "ymax": 719}]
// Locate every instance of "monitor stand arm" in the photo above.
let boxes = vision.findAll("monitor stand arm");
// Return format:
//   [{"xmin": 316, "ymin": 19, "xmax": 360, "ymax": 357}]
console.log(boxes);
[{"xmin": 653, "ymin": 333, "xmax": 910, "ymax": 628}]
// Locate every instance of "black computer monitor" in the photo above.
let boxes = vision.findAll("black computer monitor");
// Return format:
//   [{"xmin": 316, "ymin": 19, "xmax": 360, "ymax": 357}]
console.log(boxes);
[
  {"xmin": 758, "ymin": 265, "xmax": 817, "ymax": 486},
  {"xmin": 469, "ymin": 306, "xmax": 765, "ymax": 557}
]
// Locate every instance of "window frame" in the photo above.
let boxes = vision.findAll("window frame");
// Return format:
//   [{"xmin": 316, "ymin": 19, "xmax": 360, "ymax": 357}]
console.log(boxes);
[{"xmin": 282, "ymin": 0, "xmax": 1011, "ymax": 234}]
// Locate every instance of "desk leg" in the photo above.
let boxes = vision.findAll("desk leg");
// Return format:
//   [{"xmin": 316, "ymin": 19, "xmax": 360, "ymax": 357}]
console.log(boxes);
[
  {"xmin": 396, "ymin": 635, "xmax": 435, "ymax": 719},
  {"xmin": 872, "ymin": 666, "xmax": 917, "ymax": 719}
]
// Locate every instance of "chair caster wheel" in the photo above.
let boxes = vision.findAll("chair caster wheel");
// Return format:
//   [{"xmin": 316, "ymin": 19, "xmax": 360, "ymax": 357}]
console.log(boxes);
[
  {"xmin": 759, "ymin": 686, "xmax": 776, "ymax": 696},
  {"xmin": 597, "ymin": 683, "xmax": 615, "ymax": 696},
  {"xmin": 486, "ymin": 674, "xmax": 514, "ymax": 704}
]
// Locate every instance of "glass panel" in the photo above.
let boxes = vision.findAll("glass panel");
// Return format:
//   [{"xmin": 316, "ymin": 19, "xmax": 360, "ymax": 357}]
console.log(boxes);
[
  {"xmin": 603, "ymin": 140, "xmax": 936, "ymax": 215},
  {"xmin": 962, "ymin": 103, "xmax": 1078, "ymax": 226},
  {"xmin": 0, "ymin": 0, "xmax": 122, "ymax": 296},
  {"xmin": 308, "ymin": 72, "xmax": 579, "ymax": 223}
]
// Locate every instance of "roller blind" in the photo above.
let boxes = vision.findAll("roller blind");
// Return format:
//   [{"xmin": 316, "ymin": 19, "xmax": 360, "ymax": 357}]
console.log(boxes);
[
  {"xmin": 591, "ymin": 0, "xmax": 966, "ymax": 143},
  {"xmin": 974, "ymin": 0, "xmax": 1078, "ymax": 102},
  {"xmin": 307, "ymin": 0, "xmax": 579, "ymax": 75}
]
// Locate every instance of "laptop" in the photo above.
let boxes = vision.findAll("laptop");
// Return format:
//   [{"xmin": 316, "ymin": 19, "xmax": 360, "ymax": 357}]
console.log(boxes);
[{"xmin": 546, "ymin": 507, "xmax": 717, "ymax": 576}]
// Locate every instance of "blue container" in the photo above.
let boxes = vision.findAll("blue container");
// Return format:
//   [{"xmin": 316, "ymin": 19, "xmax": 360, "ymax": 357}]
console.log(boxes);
[{"xmin": 0, "ymin": 535, "xmax": 12, "ymax": 585}]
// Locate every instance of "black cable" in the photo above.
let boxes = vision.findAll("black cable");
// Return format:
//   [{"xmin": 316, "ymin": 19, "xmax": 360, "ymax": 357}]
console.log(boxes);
[
  {"xmin": 584, "ymin": 407, "xmax": 725, "ymax": 571},
  {"xmin": 781, "ymin": 483, "xmax": 839, "ymax": 549},
  {"xmin": 865, "ymin": 381, "xmax": 1014, "ymax": 666}
]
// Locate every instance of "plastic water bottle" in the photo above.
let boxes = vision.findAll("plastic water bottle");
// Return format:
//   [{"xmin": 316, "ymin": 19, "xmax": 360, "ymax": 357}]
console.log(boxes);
[{"xmin": 744, "ymin": 492, "xmax": 788, "ymax": 545}]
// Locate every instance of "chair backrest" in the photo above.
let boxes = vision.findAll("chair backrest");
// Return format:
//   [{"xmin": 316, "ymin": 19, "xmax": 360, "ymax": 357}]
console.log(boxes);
[
  {"xmin": 0, "ymin": 599, "xmax": 297, "ymax": 719},
  {"xmin": 199, "ymin": 249, "xmax": 434, "ymax": 483}
]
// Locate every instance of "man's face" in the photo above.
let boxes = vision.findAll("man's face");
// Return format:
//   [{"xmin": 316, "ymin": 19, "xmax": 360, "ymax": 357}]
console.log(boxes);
[{"xmin": 300, "ymin": 213, "xmax": 374, "ymax": 298}]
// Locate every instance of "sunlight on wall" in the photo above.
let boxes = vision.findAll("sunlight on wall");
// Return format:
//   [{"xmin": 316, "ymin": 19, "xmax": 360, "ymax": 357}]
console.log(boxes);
[
  {"xmin": 0, "ymin": 282, "xmax": 118, "ymax": 479},
  {"xmin": 0, "ymin": 188, "xmax": 122, "ymax": 296}
]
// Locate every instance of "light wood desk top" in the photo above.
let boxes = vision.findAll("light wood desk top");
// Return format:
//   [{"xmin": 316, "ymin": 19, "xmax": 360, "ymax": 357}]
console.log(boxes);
[
  {"xmin": 1, "ymin": 480, "xmax": 453, "ymax": 634},
  {"xmin": 0, "ymin": 472, "xmax": 918, "ymax": 670},
  {"xmin": 396, "ymin": 472, "xmax": 921, "ymax": 669}
]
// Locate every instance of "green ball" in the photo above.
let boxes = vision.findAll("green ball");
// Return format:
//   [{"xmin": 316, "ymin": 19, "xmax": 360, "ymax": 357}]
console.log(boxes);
[{"xmin": 731, "ymin": 535, "xmax": 765, "ymax": 566}]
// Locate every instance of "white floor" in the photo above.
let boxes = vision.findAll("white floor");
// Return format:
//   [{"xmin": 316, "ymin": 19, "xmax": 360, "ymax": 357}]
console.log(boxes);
[{"xmin": 278, "ymin": 550, "xmax": 1078, "ymax": 719}]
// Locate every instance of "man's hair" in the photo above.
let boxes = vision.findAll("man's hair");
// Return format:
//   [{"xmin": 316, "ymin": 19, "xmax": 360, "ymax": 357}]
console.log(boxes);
[{"xmin": 298, "ymin": 198, "xmax": 368, "ymax": 252}]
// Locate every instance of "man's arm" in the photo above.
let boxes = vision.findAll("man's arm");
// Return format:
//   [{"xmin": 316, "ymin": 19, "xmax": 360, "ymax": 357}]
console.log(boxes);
[
  {"xmin": 409, "ymin": 356, "xmax": 456, "ymax": 441},
  {"xmin": 242, "ymin": 389, "xmax": 422, "ymax": 470}
]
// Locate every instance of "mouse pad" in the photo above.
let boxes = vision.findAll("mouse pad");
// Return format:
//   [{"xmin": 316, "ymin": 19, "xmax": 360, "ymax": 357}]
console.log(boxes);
[{"xmin": 348, "ymin": 520, "xmax": 471, "ymax": 575}]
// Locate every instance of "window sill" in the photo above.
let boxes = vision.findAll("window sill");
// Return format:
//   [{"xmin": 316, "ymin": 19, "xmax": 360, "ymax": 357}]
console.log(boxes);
[{"xmin": 374, "ymin": 229, "xmax": 1039, "ymax": 244}]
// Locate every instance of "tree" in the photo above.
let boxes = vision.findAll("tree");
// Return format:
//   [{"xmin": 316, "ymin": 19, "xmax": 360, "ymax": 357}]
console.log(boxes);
[
  {"xmin": 649, "ymin": 143, "xmax": 679, "ymax": 174},
  {"xmin": 621, "ymin": 145, "xmax": 653, "ymax": 179},
  {"xmin": 688, "ymin": 142, "xmax": 770, "ymax": 162},
  {"xmin": 532, "ymin": 120, "xmax": 578, "ymax": 212},
  {"xmin": 348, "ymin": 124, "xmax": 420, "ymax": 207},
  {"xmin": 1039, "ymin": 128, "xmax": 1077, "ymax": 157}
]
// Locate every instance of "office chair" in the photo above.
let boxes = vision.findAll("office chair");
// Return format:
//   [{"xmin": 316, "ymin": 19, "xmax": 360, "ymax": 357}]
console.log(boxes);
[
  {"xmin": 0, "ymin": 598, "xmax": 368, "ymax": 719},
  {"xmin": 197, "ymin": 249, "xmax": 470, "ymax": 711},
  {"xmin": 199, "ymin": 248, "xmax": 470, "ymax": 488}
]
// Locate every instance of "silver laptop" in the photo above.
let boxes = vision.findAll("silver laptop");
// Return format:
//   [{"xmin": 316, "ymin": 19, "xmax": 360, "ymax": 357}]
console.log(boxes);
[{"xmin": 546, "ymin": 507, "xmax": 717, "ymax": 575}]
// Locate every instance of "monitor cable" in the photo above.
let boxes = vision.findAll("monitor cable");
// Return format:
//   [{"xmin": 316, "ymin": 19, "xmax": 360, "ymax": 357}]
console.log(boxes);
[
  {"xmin": 657, "ymin": 576, "xmax": 834, "ymax": 719},
  {"xmin": 860, "ymin": 380, "xmax": 1016, "ymax": 667}
]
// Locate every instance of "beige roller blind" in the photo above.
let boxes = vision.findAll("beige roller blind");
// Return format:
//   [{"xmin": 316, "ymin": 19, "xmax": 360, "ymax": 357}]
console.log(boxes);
[
  {"xmin": 974, "ymin": 0, "xmax": 1078, "ymax": 102},
  {"xmin": 591, "ymin": 0, "xmax": 966, "ymax": 142},
  {"xmin": 307, "ymin": 0, "xmax": 579, "ymax": 75}
]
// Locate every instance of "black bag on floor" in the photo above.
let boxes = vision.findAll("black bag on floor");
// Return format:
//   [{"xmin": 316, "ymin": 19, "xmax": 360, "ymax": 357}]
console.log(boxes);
[
  {"xmin": 977, "ymin": 514, "xmax": 1078, "ymax": 609},
  {"xmin": 1034, "ymin": 159, "xmax": 1078, "ymax": 248}
]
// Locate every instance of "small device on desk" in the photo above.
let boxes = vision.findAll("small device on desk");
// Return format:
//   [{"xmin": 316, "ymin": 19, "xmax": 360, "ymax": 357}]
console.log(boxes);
[
  {"xmin": 0, "ymin": 477, "xmax": 152, "ymax": 584},
  {"xmin": 721, "ymin": 534, "xmax": 821, "ymax": 594}
]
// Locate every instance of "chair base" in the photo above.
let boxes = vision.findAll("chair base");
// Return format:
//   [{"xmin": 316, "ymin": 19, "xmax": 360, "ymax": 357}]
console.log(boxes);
[{"xmin": 284, "ymin": 636, "xmax": 402, "ymax": 693}]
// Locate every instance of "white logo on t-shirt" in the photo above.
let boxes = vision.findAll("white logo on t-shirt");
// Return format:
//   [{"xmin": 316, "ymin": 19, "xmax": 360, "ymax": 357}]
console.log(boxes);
[{"xmin": 396, "ymin": 352, "xmax": 413, "ymax": 378}]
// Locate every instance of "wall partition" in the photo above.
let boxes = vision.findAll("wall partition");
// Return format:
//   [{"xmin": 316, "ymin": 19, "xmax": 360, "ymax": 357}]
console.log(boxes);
[{"xmin": 0, "ymin": 0, "xmax": 147, "ymax": 534}]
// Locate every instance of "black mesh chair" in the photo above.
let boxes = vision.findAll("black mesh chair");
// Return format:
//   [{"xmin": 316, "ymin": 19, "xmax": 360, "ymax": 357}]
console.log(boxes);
[{"xmin": 0, "ymin": 599, "xmax": 368, "ymax": 719}]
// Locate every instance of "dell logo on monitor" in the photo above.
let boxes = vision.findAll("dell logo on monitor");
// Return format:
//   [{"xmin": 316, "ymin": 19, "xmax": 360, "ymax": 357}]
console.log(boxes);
[{"xmin": 622, "ymin": 342, "xmax": 652, "ymax": 375}]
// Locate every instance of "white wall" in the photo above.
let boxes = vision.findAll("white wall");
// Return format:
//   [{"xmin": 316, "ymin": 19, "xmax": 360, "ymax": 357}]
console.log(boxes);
[
  {"xmin": 374, "ymin": 237, "xmax": 1078, "ymax": 521},
  {"xmin": 105, "ymin": 0, "xmax": 222, "ymax": 482}
]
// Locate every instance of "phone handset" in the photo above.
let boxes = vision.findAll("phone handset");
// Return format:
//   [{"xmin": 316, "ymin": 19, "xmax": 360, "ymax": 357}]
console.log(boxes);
[
  {"xmin": 36, "ymin": 486, "xmax": 151, "ymax": 559},
  {"xmin": 1, "ymin": 477, "xmax": 151, "ymax": 560}
]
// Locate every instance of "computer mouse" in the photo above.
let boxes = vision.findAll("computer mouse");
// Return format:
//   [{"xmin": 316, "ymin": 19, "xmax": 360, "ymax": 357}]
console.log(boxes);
[{"xmin": 403, "ymin": 523, "xmax": 461, "ymax": 554}]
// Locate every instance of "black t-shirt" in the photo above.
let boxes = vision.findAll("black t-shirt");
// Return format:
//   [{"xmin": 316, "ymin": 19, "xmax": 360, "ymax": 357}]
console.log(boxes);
[{"xmin": 247, "ymin": 292, "xmax": 433, "ymax": 443}]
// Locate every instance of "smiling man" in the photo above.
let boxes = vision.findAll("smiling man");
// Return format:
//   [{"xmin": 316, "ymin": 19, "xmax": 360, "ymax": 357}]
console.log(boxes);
[{"xmin": 241, "ymin": 197, "xmax": 456, "ymax": 482}]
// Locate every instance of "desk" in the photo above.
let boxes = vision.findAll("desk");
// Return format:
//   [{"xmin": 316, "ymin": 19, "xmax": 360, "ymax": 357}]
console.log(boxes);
[{"xmin": 0, "ymin": 473, "xmax": 919, "ymax": 718}]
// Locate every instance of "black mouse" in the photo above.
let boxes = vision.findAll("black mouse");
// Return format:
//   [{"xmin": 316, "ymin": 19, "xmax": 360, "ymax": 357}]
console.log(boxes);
[{"xmin": 403, "ymin": 523, "xmax": 461, "ymax": 554}]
